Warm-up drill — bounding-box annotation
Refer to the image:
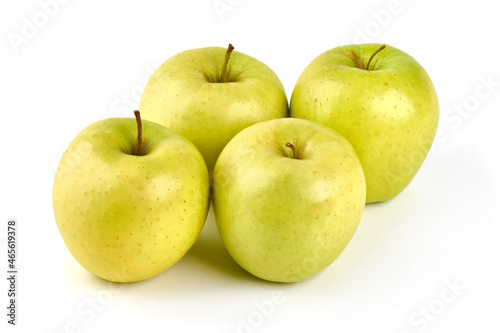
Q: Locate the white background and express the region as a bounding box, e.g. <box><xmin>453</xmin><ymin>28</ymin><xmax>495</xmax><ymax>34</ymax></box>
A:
<box><xmin>1</xmin><ymin>0</ymin><xmax>499</xmax><ymax>332</ymax></box>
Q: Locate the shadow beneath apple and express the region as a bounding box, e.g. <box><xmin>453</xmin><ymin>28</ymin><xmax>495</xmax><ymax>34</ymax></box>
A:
<box><xmin>185</xmin><ymin>204</ymin><xmax>259</xmax><ymax>283</ymax></box>
<box><xmin>60</xmin><ymin>204</ymin><xmax>271</xmax><ymax>297</ymax></box>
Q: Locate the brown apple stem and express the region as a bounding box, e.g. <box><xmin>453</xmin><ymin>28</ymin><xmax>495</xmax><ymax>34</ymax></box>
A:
<box><xmin>134</xmin><ymin>110</ymin><xmax>142</xmax><ymax>156</ymax></box>
<box><xmin>220</xmin><ymin>43</ymin><xmax>234</xmax><ymax>82</ymax></box>
<box><xmin>285</xmin><ymin>142</ymin><xmax>296</xmax><ymax>159</ymax></box>
<box><xmin>365</xmin><ymin>44</ymin><xmax>386</xmax><ymax>70</ymax></box>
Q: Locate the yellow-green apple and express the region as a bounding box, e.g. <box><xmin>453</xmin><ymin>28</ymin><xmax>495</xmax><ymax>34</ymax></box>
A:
<box><xmin>52</xmin><ymin>111</ymin><xmax>210</xmax><ymax>282</ymax></box>
<box><xmin>290</xmin><ymin>44</ymin><xmax>439</xmax><ymax>203</ymax></box>
<box><xmin>212</xmin><ymin>118</ymin><xmax>366</xmax><ymax>283</ymax></box>
<box><xmin>139</xmin><ymin>44</ymin><xmax>288</xmax><ymax>171</ymax></box>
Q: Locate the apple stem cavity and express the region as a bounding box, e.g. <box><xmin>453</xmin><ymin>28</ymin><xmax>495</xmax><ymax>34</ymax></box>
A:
<box><xmin>134</xmin><ymin>110</ymin><xmax>143</xmax><ymax>156</ymax></box>
<box><xmin>285</xmin><ymin>142</ymin><xmax>296</xmax><ymax>159</ymax></box>
<box><xmin>219</xmin><ymin>43</ymin><xmax>235</xmax><ymax>83</ymax></box>
<box><xmin>365</xmin><ymin>44</ymin><xmax>386</xmax><ymax>70</ymax></box>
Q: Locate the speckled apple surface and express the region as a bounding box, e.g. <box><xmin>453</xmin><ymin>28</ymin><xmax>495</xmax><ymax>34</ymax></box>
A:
<box><xmin>212</xmin><ymin>118</ymin><xmax>366</xmax><ymax>283</ymax></box>
<box><xmin>290</xmin><ymin>44</ymin><xmax>439</xmax><ymax>203</ymax></box>
<box><xmin>52</xmin><ymin>118</ymin><xmax>210</xmax><ymax>282</ymax></box>
<box><xmin>139</xmin><ymin>46</ymin><xmax>288</xmax><ymax>171</ymax></box>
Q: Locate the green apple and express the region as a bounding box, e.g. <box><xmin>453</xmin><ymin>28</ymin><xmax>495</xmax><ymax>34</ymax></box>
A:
<box><xmin>290</xmin><ymin>44</ymin><xmax>439</xmax><ymax>203</ymax></box>
<box><xmin>139</xmin><ymin>44</ymin><xmax>288</xmax><ymax>171</ymax></box>
<box><xmin>52</xmin><ymin>111</ymin><xmax>210</xmax><ymax>282</ymax></box>
<box><xmin>212</xmin><ymin>118</ymin><xmax>366</xmax><ymax>283</ymax></box>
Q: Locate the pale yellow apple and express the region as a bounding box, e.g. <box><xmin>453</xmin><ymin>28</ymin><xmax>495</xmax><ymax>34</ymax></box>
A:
<box><xmin>139</xmin><ymin>45</ymin><xmax>288</xmax><ymax>171</ymax></box>
<box><xmin>212</xmin><ymin>118</ymin><xmax>366</xmax><ymax>282</ymax></box>
<box><xmin>53</xmin><ymin>116</ymin><xmax>210</xmax><ymax>282</ymax></box>
<box><xmin>291</xmin><ymin>44</ymin><xmax>439</xmax><ymax>203</ymax></box>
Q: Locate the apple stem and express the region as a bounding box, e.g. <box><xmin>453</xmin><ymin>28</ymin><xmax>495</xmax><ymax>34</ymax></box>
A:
<box><xmin>285</xmin><ymin>142</ymin><xmax>296</xmax><ymax>159</ymax></box>
<box><xmin>365</xmin><ymin>44</ymin><xmax>386</xmax><ymax>70</ymax></box>
<box><xmin>134</xmin><ymin>110</ymin><xmax>143</xmax><ymax>156</ymax></box>
<box><xmin>220</xmin><ymin>43</ymin><xmax>234</xmax><ymax>83</ymax></box>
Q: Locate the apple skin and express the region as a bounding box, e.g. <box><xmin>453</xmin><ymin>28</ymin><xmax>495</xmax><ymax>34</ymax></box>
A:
<box><xmin>139</xmin><ymin>46</ymin><xmax>288</xmax><ymax>171</ymax></box>
<box><xmin>52</xmin><ymin>117</ymin><xmax>210</xmax><ymax>282</ymax></box>
<box><xmin>212</xmin><ymin>118</ymin><xmax>366</xmax><ymax>283</ymax></box>
<box><xmin>290</xmin><ymin>44</ymin><xmax>439</xmax><ymax>203</ymax></box>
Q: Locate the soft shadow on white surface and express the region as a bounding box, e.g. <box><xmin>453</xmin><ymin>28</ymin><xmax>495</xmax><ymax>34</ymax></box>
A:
<box><xmin>53</xmin><ymin>138</ymin><xmax>497</xmax><ymax>333</ymax></box>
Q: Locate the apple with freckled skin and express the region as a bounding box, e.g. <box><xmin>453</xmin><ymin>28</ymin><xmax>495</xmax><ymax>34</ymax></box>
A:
<box><xmin>139</xmin><ymin>44</ymin><xmax>289</xmax><ymax>171</ymax></box>
<box><xmin>212</xmin><ymin>118</ymin><xmax>366</xmax><ymax>283</ymax></box>
<box><xmin>52</xmin><ymin>111</ymin><xmax>210</xmax><ymax>282</ymax></box>
<box><xmin>290</xmin><ymin>43</ymin><xmax>439</xmax><ymax>203</ymax></box>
